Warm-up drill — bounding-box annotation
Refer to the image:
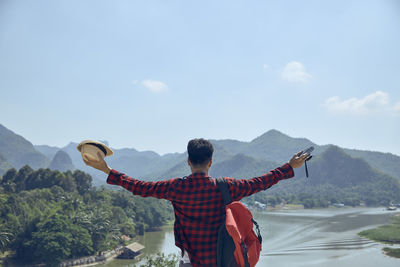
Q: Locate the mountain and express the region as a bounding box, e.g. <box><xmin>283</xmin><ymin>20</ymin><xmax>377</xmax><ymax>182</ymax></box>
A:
<box><xmin>1</xmin><ymin>123</ymin><xmax>399</xmax><ymax>205</ymax></box>
<box><xmin>0</xmin><ymin>124</ymin><xmax>49</xmax><ymax>169</ymax></box>
<box><xmin>212</xmin><ymin>129</ymin><xmax>318</xmax><ymax>163</ymax></box>
<box><xmin>210</xmin><ymin>154</ymin><xmax>278</xmax><ymax>178</ymax></box>
<box><xmin>212</xmin><ymin>129</ymin><xmax>400</xmax><ymax>181</ymax></box>
<box><xmin>343</xmin><ymin>148</ymin><xmax>400</xmax><ymax>180</ymax></box>
<box><xmin>155</xmin><ymin>150</ymin><xmax>277</xmax><ymax>181</ymax></box>
<box><xmin>148</xmin><ymin>143</ymin><xmax>237</xmax><ymax>179</ymax></box>
<box><xmin>35</xmin><ymin>144</ymin><xmax>60</xmax><ymax>160</ymax></box>
<box><xmin>243</xmin><ymin>130</ymin><xmax>318</xmax><ymax>162</ymax></box>
<box><xmin>266</xmin><ymin>146</ymin><xmax>400</xmax><ymax>204</ymax></box>
<box><xmin>31</xmin><ymin>128</ymin><xmax>400</xmax><ymax>187</ymax></box>
<box><xmin>49</xmin><ymin>150</ymin><xmax>75</xmax><ymax>172</ymax></box>
<box><xmin>209</xmin><ymin>139</ymin><xmax>248</xmax><ymax>155</ymax></box>
<box><xmin>107</xmin><ymin>148</ymin><xmax>163</xmax><ymax>178</ymax></box>
<box><xmin>61</xmin><ymin>142</ymin><xmax>85</xmax><ymax>168</ymax></box>
<box><xmin>0</xmin><ymin>151</ymin><xmax>12</xmax><ymax>176</ymax></box>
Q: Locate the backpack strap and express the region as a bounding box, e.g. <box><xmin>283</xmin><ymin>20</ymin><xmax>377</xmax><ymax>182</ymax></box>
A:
<box><xmin>252</xmin><ymin>218</ymin><xmax>263</xmax><ymax>245</ymax></box>
<box><xmin>216</xmin><ymin>178</ymin><xmax>233</xmax><ymax>206</ymax></box>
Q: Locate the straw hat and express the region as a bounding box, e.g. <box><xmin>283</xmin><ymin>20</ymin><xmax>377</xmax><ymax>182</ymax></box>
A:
<box><xmin>77</xmin><ymin>140</ymin><xmax>114</xmax><ymax>161</ymax></box>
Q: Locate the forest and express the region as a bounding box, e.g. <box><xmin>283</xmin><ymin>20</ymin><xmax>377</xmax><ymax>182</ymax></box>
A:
<box><xmin>0</xmin><ymin>166</ymin><xmax>173</xmax><ymax>266</ymax></box>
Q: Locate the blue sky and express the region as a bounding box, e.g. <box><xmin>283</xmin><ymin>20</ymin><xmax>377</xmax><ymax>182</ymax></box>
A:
<box><xmin>1</xmin><ymin>0</ymin><xmax>399</xmax><ymax>156</ymax></box>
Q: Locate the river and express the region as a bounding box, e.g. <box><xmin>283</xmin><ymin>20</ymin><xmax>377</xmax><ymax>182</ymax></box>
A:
<box><xmin>98</xmin><ymin>207</ymin><xmax>399</xmax><ymax>267</ymax></box>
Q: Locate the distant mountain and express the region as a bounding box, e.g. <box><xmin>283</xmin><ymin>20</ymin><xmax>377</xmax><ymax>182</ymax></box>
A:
<box><xmin>61</xmin><ymin>142</ymin><xmax>84</xmax><ymax>168</ymax></box>
<box><xmin>49</xmin><ymin>150</ymin><xmax>75</xmax><ymax>172</ymax></box>
<box><xmin>212</xmin><ymin>129</ymin><xmax>400</xmax><ymax>181</ymax></box>
<box><xmin>209</xmin><ymin>139</ymin><xmax>248</xmax><ymax>155</ymax></box>
<box><xmin>243</xmin><ymin>130</ymin><xmax>317</xmax><ymax>162</ymax></box>
<box><xmin>35</xmin><ymin>144</ymin><xmax>60</xmax><ymax>160</ymax></box>
<box><xmin>30</xmin><ymin>128</ymin><xmax>400</xmax><ymax>187</ymax></box>
<box><xmin>0</xmin><ymin>124</ymin><xmax>49</xmax><ymax>169</ymax></box>
<box><xmin>210</xmin><ymin>153</ymin><xmax>278</xmax><ymax>178</ymax></box>
<box><xmin>2</xmin><ymin>123</ymin><xmax>399</xmax><ymax>204</ymax></box>
<box><xmin>148</xmin><ymin>143</ymin><xmax>237</xmax><ymax>179</ymax></box>
<box><xmin>107</xmin><ymin>148</ymin><xmax>163</xmax><ymax>178</ymax></box>
<box><xmin>212</xmin><ymin>129</ymin><xmax>318</xmax><ymax>163</ymax></box>
<box><xmin>0</xmin><ymin>151</ymin><xmax>12</xmax><ymax>176</ymax></box>
<box><xmin>343</xmin><ymin>148</ymin><xmax>400</xmax><ymax>180</ymax></box>
<box><xmin>266</xmin><ymin>146</ymin><xmax>400</xmax><ymax>204</ymax></box>
<box><xmin>155</xmin><ymin>160</ymin><xmax>191</xmax><ymax>179</ymax></box>
<box><xmin>155</xmin><ymin>151</ymin><xmax>278</xmax><ymax>180</ymax></box>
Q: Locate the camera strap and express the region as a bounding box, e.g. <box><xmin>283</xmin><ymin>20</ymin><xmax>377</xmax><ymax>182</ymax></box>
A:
<box><xmin>305</xmin><ymin>160</ymin><xmax>309</xmax><ymax>177</ymax></box>
<box><xmin>304</xmin><ymin>156</ymin><xmax>312</xmax><ymax>178</ymax></box>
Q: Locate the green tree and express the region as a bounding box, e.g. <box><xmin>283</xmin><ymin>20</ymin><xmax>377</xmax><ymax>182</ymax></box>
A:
<box><xmin>59</xmin><ymin>171</ymin><xmax>76</xmax><ymax>192</ymax></box>
<box><xmin>19</xmin><ymin>214</ymin><xmax>93</xmax><ymax>266</ymax></box>
<box><xmin>137</xmin><ymin>253</ymin><xmax>179</xmax><ymax>267</ymax></box>
<box><xmin>1</xmin><ymin>166</ymin><xmax>174</xmax><ymax>264</ymax></box>
<box><xmin>73</xmin><ymin>170</ymin><xmax>92</xmax><ymax>195</ymax></box>
<box><xmin>1</xmin><ymin>168</ymin><xmax>17</xmax><ymax>184</ymax></box>
<box><xmin>302</xmin><ymin>199</ymin><xmax>315</xmax><ymax>209</ymax></box>
<box><xmin>0</xmin><ymin>225</ymin><xmax>13</xmax><ymax>253</ymax></box>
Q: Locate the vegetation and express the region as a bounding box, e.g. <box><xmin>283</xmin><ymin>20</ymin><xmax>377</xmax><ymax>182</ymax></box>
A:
<box><xmin>0</xmin><ymin>151</ymin><xmax>12</xmax><ymax>177</ymax></box>
<box><xmin>0</xmin><ymin>166</ymin><xmax>173</xmax><ymax>266</ymax></box>
<box><xmin>359</xmin><ymin>215</ymin><xmax>400</xmax><ymax>258</ymax></box>
<box><xmin>344</xmin><ymin>148</ymin><xmax>400</xmax><ymax>181</ymax></box>
<box><xmin>382</xmin><ymin>247</ymin><xmax>400</xmax><ymax>258</ymax></box>
<box><xmin>135</xmin><ymin>253</ymin><xmax>179</xmax><ymax>267</ymax></box>
<box><xmin>257</xmin><ymin>146</ymin><xmax>400</xmax><ymax>208</ymax></box>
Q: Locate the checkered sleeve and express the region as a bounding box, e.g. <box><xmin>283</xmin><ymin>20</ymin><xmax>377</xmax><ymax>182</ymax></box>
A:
<box><xmin>226</xmin><ymin>163</ymin><xmax>294</xmax><ymax>201</ymax></box>
<box><xmin>106</xmin><ymin>169</ymin><xmax>174</xmax><ymax>199</ymax></box>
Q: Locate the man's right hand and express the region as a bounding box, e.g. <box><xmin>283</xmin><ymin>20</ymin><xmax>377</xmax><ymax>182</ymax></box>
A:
<box><xmin>289</xmin><ymin>151</ymin><xmax>310</xmax><ymax>168</ymax></box>
<box><xmin>83</xmin><ymin>152</ymin><xmax>112</xmax><ymax>175</ymax></box>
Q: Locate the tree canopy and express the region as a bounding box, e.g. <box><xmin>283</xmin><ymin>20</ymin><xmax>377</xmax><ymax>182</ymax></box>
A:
<box><xmin>0</xmin><ymin>166</ymin><xmax>173</xmax><ymax>266</ymax></box>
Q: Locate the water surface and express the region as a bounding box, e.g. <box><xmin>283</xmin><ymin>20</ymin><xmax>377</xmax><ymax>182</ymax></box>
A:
<box><xmin>99</xmin><ymin>207</ymin><xmax>400</xmax><ymax>266</ymax></box>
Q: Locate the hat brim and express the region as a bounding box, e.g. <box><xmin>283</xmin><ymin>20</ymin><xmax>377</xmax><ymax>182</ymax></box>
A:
<box><xmin>77</xmin><ymin>140</ymin><xmax>114</xmax><ymax>157</ymax></box>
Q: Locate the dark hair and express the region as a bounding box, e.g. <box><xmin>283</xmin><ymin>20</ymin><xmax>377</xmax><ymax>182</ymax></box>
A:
<box><xmin>187</xmin><ymin>138</ymin><xmax>214</xmax><ymax>166</ymax></box>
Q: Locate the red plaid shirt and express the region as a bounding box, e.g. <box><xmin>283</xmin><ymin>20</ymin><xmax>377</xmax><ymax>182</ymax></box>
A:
<box><xmin>107</xmin><ymin>163</ymin><xmax>294</xmax><ymax>266</ymax></box>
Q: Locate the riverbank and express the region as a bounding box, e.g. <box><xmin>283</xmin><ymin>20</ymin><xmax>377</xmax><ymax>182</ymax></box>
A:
<box><xmin>94</xmin><ymin>207</ymin><xmax>400</xmax><ymax>267</ymax></box>
<box><xmin>359</xmin><ymin>214</ymin><xmax>400</xmax><ymax>258</ymax></box>
<box><xmin>265</xmin><ymin>203</ymin><xmax>304</xmax><ymax>210</ymax></box>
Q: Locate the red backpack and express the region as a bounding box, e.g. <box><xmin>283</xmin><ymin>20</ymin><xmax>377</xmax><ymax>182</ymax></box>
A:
<box><xmin>216</xmin><ymin>178</ymin><xmax>262</xmax><ymax>267</ymax></box>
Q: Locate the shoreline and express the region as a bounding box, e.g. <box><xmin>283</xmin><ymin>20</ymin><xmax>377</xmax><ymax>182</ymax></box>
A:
<box><xmin>258</xmin><ymin>204</ymin><xmax>399</xmax><ymax>212</ymax></box>
<box><xmin>358</xmin><ymin>214</ymin><xmax>400</xmax><ymax>259</ymax></box>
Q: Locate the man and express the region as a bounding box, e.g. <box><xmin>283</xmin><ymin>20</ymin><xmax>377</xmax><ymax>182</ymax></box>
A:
<box><xmin>83</xmin><ymin>138</ymin><xmax>308</xmax><ymax>267</ymax></box>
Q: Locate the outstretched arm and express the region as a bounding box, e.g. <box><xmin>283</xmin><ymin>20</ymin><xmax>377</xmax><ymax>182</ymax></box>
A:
<box><xmin>83</xmin><ymin>152</ymin><xmax>173</xmax><ymax>199</ymax></box>
<box><xmin>227</xmin><ymin>151</ymin><xmax>309</xmax><ymax>201</ymax></box>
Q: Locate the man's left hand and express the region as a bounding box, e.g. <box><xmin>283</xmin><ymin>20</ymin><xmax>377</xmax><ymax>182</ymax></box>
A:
<box><xmin>288</xmin><ymin>151</ymin><xmax>310</xmax><ymax>169</ymax></box>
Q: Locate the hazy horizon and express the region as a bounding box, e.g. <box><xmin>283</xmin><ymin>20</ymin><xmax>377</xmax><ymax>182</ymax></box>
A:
<box><xmin>26</xmin><ymin>127</ymin><xmax>398</xmax><ymax>157</ymax></box>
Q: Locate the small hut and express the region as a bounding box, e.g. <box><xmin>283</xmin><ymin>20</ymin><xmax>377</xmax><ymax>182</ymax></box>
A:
<box><xmin>117</xmin><ymin>242</ymin><xmax>145</xmax><ymax>259</ymax></box>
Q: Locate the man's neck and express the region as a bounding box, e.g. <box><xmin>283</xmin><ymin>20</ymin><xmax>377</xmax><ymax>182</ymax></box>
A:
<box><xmin>191</xmin><ymin>168</ymin><xmax>209</xmax><ymax>175</ymax></box>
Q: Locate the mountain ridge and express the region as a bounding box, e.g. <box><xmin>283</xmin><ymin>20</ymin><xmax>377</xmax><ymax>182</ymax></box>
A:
<box><xmin>0</xmin><ymin>124</ymin><xmax>49</xmax><ymax>169</ymax></box>
<box><xmin>1</xmin><ymin>124</ymin><xmax>399</xmax><ymax>188</ymax></box>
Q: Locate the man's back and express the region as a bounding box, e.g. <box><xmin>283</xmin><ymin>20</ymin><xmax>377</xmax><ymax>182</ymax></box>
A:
<box><xmin>171</xmin><ymin>173</ymin><xmax>226</xmax><ymax>266</ymax></box>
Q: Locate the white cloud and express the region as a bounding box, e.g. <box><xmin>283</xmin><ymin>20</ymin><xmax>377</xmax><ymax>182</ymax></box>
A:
<box><xmin>324</xmin><ymin>91</ymin><xmax>390</xmax><ymax>114</ymax></box>
<box><xmin>281</xmin><ymin>61</ymin><xmax>312</xmax><ymax>83</ymax></box>
<box><xmin>141</xmin><ymin>80</ymin><xmax>169</xmax><ymax>93</ymax></box>
<box><xmin>263</xmin><ymin>64</ymin><xmax>270</xmax><ymax>71</ymax></box>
